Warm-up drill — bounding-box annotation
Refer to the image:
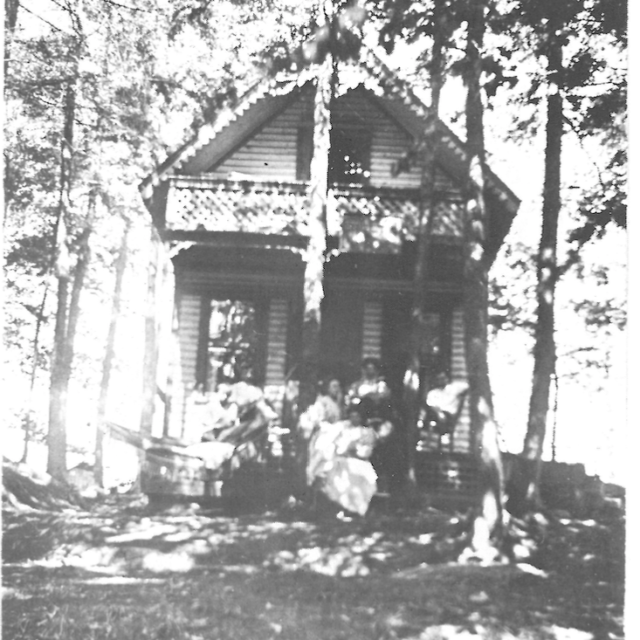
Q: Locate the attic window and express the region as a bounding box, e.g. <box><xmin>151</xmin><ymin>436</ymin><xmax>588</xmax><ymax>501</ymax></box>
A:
<box><xmin>329</xmin><ymin>127</ymin><xmax>371</xmax><ymax>185</ymax></box>
<box><xmin>296</xmin><ymin>126</ymin><xmax>372</xmax><ymax>184</ymax></box>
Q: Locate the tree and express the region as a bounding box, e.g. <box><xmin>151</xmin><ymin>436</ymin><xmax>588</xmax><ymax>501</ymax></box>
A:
<box><xmin>458</xmin><ymin>0</ymin><xmax>506</xmax><ymax>558</ymax></box>
<box><xmin>95</xmin><ymin>221</ymin><xmax>130</xmax><ymax>487</ymax></box>
<box><xmin>380</xmin><ymin>0</ymin><xmax>451</xmax><ymax>491</ymax></box>
<box><xmin>48</xmin><ymin>76</ymin><xmax>78</xmax><ymax>479</ymax></box>
<box><xmin>516</xmin><ymin>3</ymin><xmax>565</xmax><ymax>511</ymax></box>
<box><xmin>375</xmin><ymin>0</ymin><xmax>506</xmax><ymax>554</ymax></box>
<box><xmin>299</xmin><ymin>3</ymin><xmax>335</xmax><ymax>414</ymax></box>
<box><xmin>5</xmin><ymin>0</ymin><xmax>300</xmax><ymax>474</ymax></box>
<box><xmin>497</xmin><ymin>0</ymin><xmax>626</xmax><ymax>513</ymax></box>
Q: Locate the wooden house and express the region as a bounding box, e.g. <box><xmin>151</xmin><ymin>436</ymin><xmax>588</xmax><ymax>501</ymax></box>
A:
<box><xmin>139</xmin><ymin>48</ymin><xmax>519</xmax><ymax>493</ymax></box>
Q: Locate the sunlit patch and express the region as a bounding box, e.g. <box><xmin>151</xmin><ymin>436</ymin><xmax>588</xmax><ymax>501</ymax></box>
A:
<box><xmin>408</xmin><ymin>533</ymin><xmax>435</xmax><ymax>544</ymax></box>
<box><xmin>80</xmin><ymin>576</ymin><xmax>165</xmax><ymax>586</ymax></box>
<box><xmin>516</xmin><ymin>563</ymin><xmax>548</xmax><ymax>578</ymax></box>
<box><xmin>141</xmin><ymin>549</ymin><xmax>195</xmax><ymax>573</ymax></box>
<box><xmin>543</xmin><ymin>625</ymin><xmax>594</xmax><ymax>639</ymax></box>
<box><xmin>2</xmin><ymin>587</ymin><xmax>30</xmax><ymax>600</ymax></box>
<box><xmin>266</xmin><ymin>543</ymin><xmax>371</xmax><ymax>577</ymax></box>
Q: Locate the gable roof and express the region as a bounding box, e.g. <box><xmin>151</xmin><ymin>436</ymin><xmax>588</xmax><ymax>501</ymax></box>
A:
<box><xmin>140</xmin><ymin>47</ymin><xmax>520</xmax><ymax>261</ymax></box>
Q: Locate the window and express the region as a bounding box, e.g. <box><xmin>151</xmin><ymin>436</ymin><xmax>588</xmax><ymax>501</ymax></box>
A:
<box><xmin>296</xmin><ymin>126</ymin><xmax>372</xmax><ymax>184</ymax></box>
<box><xmin>196</xmin><ymin>295</ymin><xmax>290</xmax><ymax>392</ymax></box>
<box><xmin>329</xmin><ymin>127</ymin><xmax>371</xmax><ymax>184</ymax></box>
<box><xmin>296</xmin><ymin>126</ymin><xmax>313</xmax><ymax>181</ymax></box>
<box><xmin>205</xmin><ymin>299</ymin><xmax>259</xmax><ymax>390</ymax></box>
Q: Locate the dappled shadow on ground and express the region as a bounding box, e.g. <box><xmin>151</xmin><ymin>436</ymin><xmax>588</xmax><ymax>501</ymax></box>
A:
<box><xmin>2</xmin><ymin>493</ymin><xmax>625</xmax><ymax>640</ymax></box>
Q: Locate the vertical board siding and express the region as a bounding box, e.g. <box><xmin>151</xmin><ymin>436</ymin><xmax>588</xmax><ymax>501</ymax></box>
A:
<box><xmin>362</xmin><ymin>299</ymin><xmax>383</xmax><ymax>361</ymax></box>
<box><xmin>451</xmin><ymin>308</ymin><xmax>470</xmax><ymax>452</ymax></box>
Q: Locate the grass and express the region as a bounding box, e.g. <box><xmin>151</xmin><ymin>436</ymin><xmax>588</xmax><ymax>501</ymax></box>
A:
<box><xmin>2</xmin><ymin>496</ymin><xmax>625</xmax><ymax>640</ymax></box>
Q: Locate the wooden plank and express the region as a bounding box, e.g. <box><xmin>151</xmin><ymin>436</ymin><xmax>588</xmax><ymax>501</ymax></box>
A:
<box><xmin>362</xmin><ymin>299</ymin><xmax>383</xmax><ymax>361</ymax></box>
<box><xmin>450</xmin><ymin>307</ymin><xmax>470</xmax><ymax>452</ymax></box>
<box><xmin>163</xmin><ymin>230</ymin><xmax>308</xmax><ymax>250</ymax></box>
<box><xmin>177</xmin><ymin>294</ymin><xmax>201</xmax><ymax>390</ymax></box>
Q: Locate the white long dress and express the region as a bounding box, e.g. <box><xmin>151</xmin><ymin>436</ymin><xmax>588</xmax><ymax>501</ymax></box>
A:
<box><xmin>307</xmin><ymin>421</ymin><xmax>378</xmax><ymax>516</ymax></box>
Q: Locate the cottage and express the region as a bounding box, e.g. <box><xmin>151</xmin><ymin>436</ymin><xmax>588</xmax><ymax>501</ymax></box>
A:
<box><xmin>138</xmin><ymin>48</ymin><xmax>519</xmax><ymax>497</ymax></box>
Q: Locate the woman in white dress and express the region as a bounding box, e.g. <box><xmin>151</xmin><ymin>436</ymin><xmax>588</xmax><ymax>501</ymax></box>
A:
<box><xmin>307</xmin><ymin>403</ymin><xmax>379</xmax><ymax>517</ymax></box>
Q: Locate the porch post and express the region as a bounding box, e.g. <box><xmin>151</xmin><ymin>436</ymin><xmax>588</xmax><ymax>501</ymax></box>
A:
<box><xmin>157</xmin><ymin>244</ymin><xmax>176</xmax><ymax>437</ymax></box>
<box><xmin>140</xmin><ymin>228</ymin><xmax>162</xmax><ymax>437</ymax></box>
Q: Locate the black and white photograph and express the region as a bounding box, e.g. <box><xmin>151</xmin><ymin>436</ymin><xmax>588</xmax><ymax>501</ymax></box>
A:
<box><xmin>2</xmin><ymin>0</ymin><xmax>629</xmax><ymax>638</ymax></box>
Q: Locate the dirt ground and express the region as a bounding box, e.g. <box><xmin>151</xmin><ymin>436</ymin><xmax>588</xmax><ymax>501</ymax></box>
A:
<box><xmin>2</xmin><ymin>481</ymin><xmax>625</xmax><ymax>640</ymax></box>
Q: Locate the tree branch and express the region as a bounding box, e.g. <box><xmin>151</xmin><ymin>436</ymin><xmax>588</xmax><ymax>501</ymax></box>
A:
<box><xmin>18</xmin><ymin>3</ymin><xmax>72</xmax><ymax>35</ymax></box>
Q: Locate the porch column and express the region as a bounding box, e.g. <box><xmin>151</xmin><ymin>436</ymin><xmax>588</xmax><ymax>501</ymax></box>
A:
<box><xmin>140</xmin><ymin>228</ymin><xmax>173</xmax><ymax>437</ymax></box>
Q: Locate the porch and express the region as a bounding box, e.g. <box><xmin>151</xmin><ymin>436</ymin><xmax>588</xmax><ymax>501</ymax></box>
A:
<box><xmin>154</xmin><ymin>177</ymin><xmax>472</xmax><ymax>456</ymax></box>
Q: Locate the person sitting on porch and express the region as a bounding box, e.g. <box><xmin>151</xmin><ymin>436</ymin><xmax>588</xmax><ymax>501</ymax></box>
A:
<box><xmin>423</xmin><ymin>372</ymin><xmax>469</xmax><ymax>438</ymax></box>
<box><xmin>307</xmin><ymin>403</ymin><xmax>379</xmax><ymax>517</ymax></box>
<box><xmin>316</xmin><ymin>377</ymin><xmax>345</xmax><ymax>424</ymax></box>
<box><xmin>347</xmin><ymin>358</ymin><xmax>398</xmax><ymax>492</ymax></box>
<box><xmin>298</xmin><ymin>377</ymin><xmax>345</xmax><ymax>440</ymax></box>
<box><xmin>347</xmin><ymin>358</ymin><xmax>391</xmax><ymax>408</ymax></box>
<box><xmin>207</xmin><ymin>381</ymin><xmax>277</xmax><ymax>445</ymax></box>
<box><xmin>183</xmin><ymin>383</ymin><xmax>236</xmax><ymax>445</ymax></box>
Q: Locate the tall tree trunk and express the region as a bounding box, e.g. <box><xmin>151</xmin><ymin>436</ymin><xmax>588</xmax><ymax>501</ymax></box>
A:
<box><xmin>48</xmin><ymin>191</ymin><xmax>93</xmax><ymax>479</ymax></box>
<box><xmin>22</xmin><ymin>285</ymin><xmax>49</xmax><ymax>463</ymax></box>
<box><xmin>296</xmin><ymin>3</ymin><xmax>335</xmax><ymax>499</ymax></box>
<box><xmin>47</xmin><ymin>80</ymin><xmax>76</xmax><ymax>480</ymax></box>
<box><xmin>461</xmin><ymin>0</ymin><xmax>505</xmax><ymax>559</ymax></box>
<box><xmin>95</xmin><ymin>223</ymin><xmax>130</xmax><ymax>487</ymax></box>
<box><xmin>4</xmin><ymin>0</ymin><xmax>20</xmax><ymax>75</ymax></box>
<box><xmin>63</xmin><ymin>222</ymin><xmax>93</xmax><ymax>366</ymax></box>
<box><xmin>516</xmin><ymin>14</ymin><xmax>563</xmax><ymax>510</ymax></box>
<box><xmin>402</xmin><ymin>0</ymin><xmax>446</xmax><ymax>490</ymax></box>
<box><xmin>299</xmin><ymin>51</ymin><xmax>333</xmax><ymax>413</ymax></box>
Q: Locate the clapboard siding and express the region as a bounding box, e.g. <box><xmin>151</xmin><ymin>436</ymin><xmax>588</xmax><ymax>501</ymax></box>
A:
<box><xmin>208</xmin><ymin>87</ymin><xmax>460</xmax><ymax>192</ymax></box>
<box><xmin>178</xmin><ymin>294</ymin><xmax>201</xmax><ymax>388</ymax></box>
<box><xmin>172</xmin><ymin>293</ymin><xmax>201</xmax><ymax>432</ymax></box>
<box><xmin>265</xmin><ymin>298</ymin><xmax>289</xmax><ymax>386</ymax></box>
<box><xmin>362</xmin><ymin>299</ymin><xmax>383</xmax><ymax>360</ymax></box>
<box><xmin>208</xmin><ymin>90</ymin><xmax>313</xmax><ymax>181</ymax></box>
<box><xmin>450</xmin><ymin>308</ymin><xmax>470</xmax><ymax>452</ymax></box>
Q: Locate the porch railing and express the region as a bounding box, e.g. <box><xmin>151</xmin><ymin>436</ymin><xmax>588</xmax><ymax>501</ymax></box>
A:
<box><xmin>164</xmin><ymin>176</ymin><xmax>464</xmax><ymax>249</ymax></box>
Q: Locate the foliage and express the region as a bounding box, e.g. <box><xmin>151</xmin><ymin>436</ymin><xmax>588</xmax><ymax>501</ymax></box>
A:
<box><xmin>1</xmin><ymin>0</ymin><xmax>321</xmax><ymax>465</ymax></box>
<box><xmin>3</xmin><ymin>0</ymin><xmax>626</xmax><ymax>483</ymax></box>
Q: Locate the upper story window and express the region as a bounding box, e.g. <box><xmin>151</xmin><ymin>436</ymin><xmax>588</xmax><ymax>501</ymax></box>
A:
<box><xmin>296</xmin><ymin>125</ymin><xmax>372</xmax><ymax>185</ymax></box>
<box><xmin>329</xmin><ymin>127</ymin><xmax>371</xmax><ymax>185</ymax></box>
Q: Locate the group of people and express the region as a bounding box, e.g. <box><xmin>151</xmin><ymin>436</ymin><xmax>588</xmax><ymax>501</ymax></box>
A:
<box><xmin>181</xmin><ymin>359</ymin><xmax>469</xmax><ymax>517</ymax></box>
<box><xmin>301</xmin><ymin>358</ymin><xmax>401</xmax><ymax>517</ymax></box>
<box><xmin>301</xmin><ymin>359</ymin><xmax>470</xmax><ymax>518</ymax></box>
